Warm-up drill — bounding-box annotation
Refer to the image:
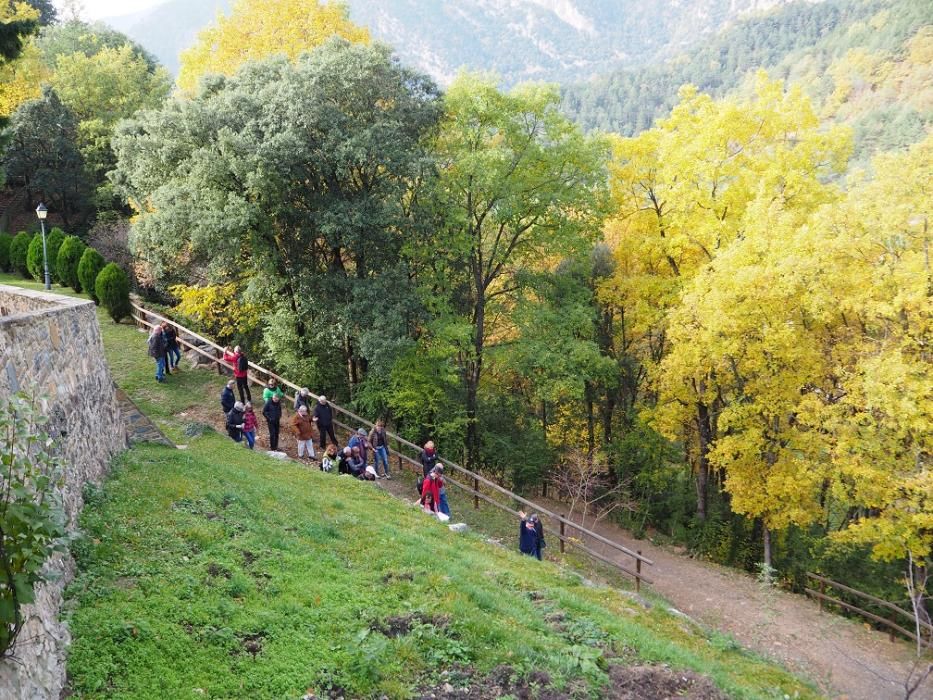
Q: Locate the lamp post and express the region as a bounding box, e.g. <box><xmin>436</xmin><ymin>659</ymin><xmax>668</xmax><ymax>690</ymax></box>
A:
<box><xmin>35</xmin><ymin>203</ymin><xmax>49</xmax><ymax>290</ymax></box>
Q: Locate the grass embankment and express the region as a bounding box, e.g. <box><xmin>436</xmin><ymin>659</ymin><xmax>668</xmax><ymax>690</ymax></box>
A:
<box><xmin>0</xmin><ymin>273</ymin><xmax>820</xmax><ymax>698</ymax></box>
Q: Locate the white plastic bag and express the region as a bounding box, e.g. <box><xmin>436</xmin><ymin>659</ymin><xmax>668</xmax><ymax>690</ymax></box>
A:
<box><xmin>436</xmin><ymin>512</ymin><xmax>450</xmax><ymax>523</ymax></box>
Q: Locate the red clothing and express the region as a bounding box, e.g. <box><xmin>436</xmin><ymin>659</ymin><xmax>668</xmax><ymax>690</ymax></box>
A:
<box><xmin>420</xmin><ymin>475</ymin><xmax>440</xmax><ymax>511</ymax></box>
<box><xmin>243</xmin><ymin>410</ymin><xmax>258</xmax><ymax>432</ymax></box>
<box><xmin>224</xmin><ymin>350</ymin><xmax>247</xmax><ymax>378</ymax></box>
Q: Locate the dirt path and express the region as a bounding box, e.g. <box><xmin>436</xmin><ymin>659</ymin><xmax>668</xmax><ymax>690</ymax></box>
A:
<box><xmin>529</xmin><ymin>497</ymin><xmax>930</xmax><ymax>700</ymax></box>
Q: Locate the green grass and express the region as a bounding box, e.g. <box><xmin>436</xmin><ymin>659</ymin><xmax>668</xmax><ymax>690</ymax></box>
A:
<box><xmin>0</xmin><ymin>273</ymin><xmax>822</xmax><ymax>698</ymax></box>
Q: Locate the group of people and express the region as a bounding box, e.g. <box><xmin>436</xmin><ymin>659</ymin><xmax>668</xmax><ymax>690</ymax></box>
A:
<box><xmin>148</xmin><ymin>336</ymin><xmax>551</xmax><ymax>560</ymax></box>
<box><xmin>147</xmin><ymin>322</ymin><xmax>182</xmax><ymax>382</ymax></box>
<box><xmin>220</xmin><ymin>373</ymin><xmax>394</xmax><ymax>480</ymax></box>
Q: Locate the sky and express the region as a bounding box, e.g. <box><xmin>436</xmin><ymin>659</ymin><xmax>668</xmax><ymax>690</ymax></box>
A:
<box><xmin>62</xmin><ymin>0</ymin><xmax>166</xmax><ymax>21</ymax></box>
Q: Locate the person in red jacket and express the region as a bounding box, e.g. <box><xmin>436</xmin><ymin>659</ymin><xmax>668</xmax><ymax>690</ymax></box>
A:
<box><xmin>420</xmin><ymin>470</ymin><xmax>441</xmax><ymax>514</ymax></box>
<box><xmin>223</xmin><ymin>345</ymin><xmax>252</xmax><ymax>403</ymax></box>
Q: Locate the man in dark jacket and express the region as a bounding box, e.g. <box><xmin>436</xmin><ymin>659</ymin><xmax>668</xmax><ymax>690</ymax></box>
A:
<box><xmin>147</xmin><ymin>326</ymin><xmax>166</xmax><ymax>382</ymax></box>
<box><xmin>220</xmin><ymin>380</ymin><xmax>236</xmax><ymax>417</ymax></box>
<box><xmin>262</xmin><ymin>394</ymin><xmax>282</xmax><ymax>451</ymax></box>
<box><xmin>312</xmin><ymin>395</ymin><xmax>338</xmax><ymax>448</ymax></box>
<box><xmin>293</xmin><ymin>388</ymin><xmax>312</xmax><ymax>413</ymax></box>
<box><xmin>420</xmin><ymin>440</ymin><xmax>439</xmax><ymax>478</ymax></box>
<box><xmin>518</xmin><ymin>511</ymin><xmax>540</xmax><ymax>559</ymax></box>
<box><xmin>226</xmin><ymin>402</ymin><xmax>246</xmax><ymax>443</ymax></box>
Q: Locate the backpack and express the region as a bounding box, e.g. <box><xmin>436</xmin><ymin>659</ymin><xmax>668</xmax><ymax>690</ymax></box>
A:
<box><xmin>236</xmin><ymin>353</ymin><xmax>248</xmax><ymax>373</ymax></box>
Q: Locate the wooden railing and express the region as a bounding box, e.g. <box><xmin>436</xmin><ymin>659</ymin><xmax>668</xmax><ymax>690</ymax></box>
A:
<box><xmin>805</xmin><ymin>572</ymin><xmax>932</xmax><ymax>648</ymax></box>
<box><xmin>130</xmin><ymin>300</ymin><xmax>653</xmax><ymax>588</ymax></box>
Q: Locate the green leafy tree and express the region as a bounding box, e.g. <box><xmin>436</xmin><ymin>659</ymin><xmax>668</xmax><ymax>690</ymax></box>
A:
<box><xmin>0</xmin><ymin>393</ymin><xmax>67</xmax><ymax>659</ymax></box>
<box><xmin>55</xmin><ymin>235</ymin><xmax>86</xmax><ymax>291</ymax></box>
<box><xmin>3</xmin><ymin>88</ymin><xmax>91</xmax><ymax>228</ymax></box>
<box><xmin>0</xmin><ymin>232</ymin><xmax>11</xmax><ymax>271</ymax></box>
<box><xmin>427</xmin><ymin>74</ymin><xmax>608</xmax><ymax>470</ymax></box>
<box><xmin>77</xmin><ymin>246</ymin><xmax>105</xmax><ymax>303</ymax></box>
<box><xmin>37</xmin><ymin>20</ymin><xmax>158</xmax><ymax>69</ymax></box>
<box><xmin>112</xmin><ymin>39</ymin><xmax>440</xmax><ymax>392</ymax></box>
<box><xmin>9</xmin><ymin>231</ymin><xmax>31</xmax><ymax>277</ymax></box>
<box><xmin>95</xmin><ymin>262</ymin><xmax>131</xmax><ymax>322</ymax></box>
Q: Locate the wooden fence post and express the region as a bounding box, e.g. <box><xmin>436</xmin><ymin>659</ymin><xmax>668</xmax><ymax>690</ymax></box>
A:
<box><xmin>542</xmin><ymin>480</ymin><xmax>547</xmax><ymax>498</ymax></box>
<box><xmin>215</xmin><ymin>347</ymin><xmax>223</xmax><ymax>375</ymax></box>
<box><xmin>396</xmin><ymin>438</ymin><xmax>403</xmax><ymax>473</ymax></box>
<box><xmin>473</xmin><ymin>477</ymin><xmax>479</xmax><ymax>509</ymax></box>
<box><xmin>559</xmin><ymin>516</ymin><xmax>565</xmax><ymax>554</ymax></box>
<box><xmin>819</xmin><ymin>579</ymin><xmax>825</xmax><ymax>613</ymax></box>
<box><xmin>636</xmin><ymin>550</ymin><xmax>642</xmax><ymax>593</ymax></box>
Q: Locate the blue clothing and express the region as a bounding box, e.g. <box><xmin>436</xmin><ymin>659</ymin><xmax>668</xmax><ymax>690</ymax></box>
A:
<box><xmin>519</xmin><ymin>521</ymin><xmax>539</xmax><ymax>557</ymax></box>
<box><xmin>438</xmin><ymin>491</ymin><xmax>450</xmax><ymax>516</ymax></box>
<box><xmin>373</xmin><ymin>445</ymin><xmax>390</xmax><ymax>475</ymax></box>
<box><xmin>155</xmin><ymin>356</ymin><xmax>165</xmax><ymax>381</ymax></box>
<box><xmin>244</xmin><ymin>430</ymin><xmax>255</xmax><ymax>449</ymax></box>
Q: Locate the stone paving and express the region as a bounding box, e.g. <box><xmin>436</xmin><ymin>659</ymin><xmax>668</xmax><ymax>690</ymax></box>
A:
<box><xmin>115</xmin><ymin>387</ymin><xmax>173</xmax><ymax>446</ymax></box>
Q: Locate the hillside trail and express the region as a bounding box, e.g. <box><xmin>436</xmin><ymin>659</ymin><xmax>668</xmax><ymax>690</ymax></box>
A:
<box><xmin>171</xmin><ymin>395</ymin><xmax>928</xmax><ymax>699</ymax></box>
<box><xmin>525</xmin><ymin>496</ymin><xmax>930</xmax><ymax>700</ymax></box>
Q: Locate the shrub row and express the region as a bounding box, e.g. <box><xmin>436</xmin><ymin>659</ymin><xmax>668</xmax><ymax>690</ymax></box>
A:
<box><xmin>0</xmin><ymin>230</ymin><xmax>131</xmax><ymax>323</ymax></box>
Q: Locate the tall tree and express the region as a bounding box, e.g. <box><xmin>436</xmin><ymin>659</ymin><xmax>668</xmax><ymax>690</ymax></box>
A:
<box><xmin>3</xmin><ymin>87</ymin><xmax>91</xmax><ymax>227</ymax></box>
<box><xmin>112</xmin><ymin>40</ymin><xmax>440</xmax><ymax>392</ymax></box>
<box><xmin>177</xmin><ymin>0</ymin><xmax>369</xmax><ymax>93</ymax></box>
<box><xmin>429</xmin><ymin>74</ymin><xmax>608</xmax><ymax>471</ymax></box>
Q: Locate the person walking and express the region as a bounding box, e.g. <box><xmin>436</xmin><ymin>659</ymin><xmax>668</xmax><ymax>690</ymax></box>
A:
<box><xmin>220</xmin><ymin>380</ymin><xmax>236</xmax><ymax>417</ymax></box>
<box><xmin>147</xmin><ymin>324</ymin><xmax>167</xmax><ymax>383</ymax></box>
<box><xmin>223</xmin><ymin>345</ymin><xmax>252</xmax><ymax>403</ymax></box>
<box><xmin>226</xmin><ymin>402</ymin><xmax>246</xmax><ymax>443</ymax></box>
<box><xmin>369</xmin><ymin>419</ymin><xmax>391</xmax><ymax>479</ymax></box>
<box><xmin>242</xmin><ymin>401</ymin><xmax>258</xmax><ymax>449</ymax></box>
<box><xmin>262</xmin><ymin>394</ymin><xmax>282</xmax><ymax>451</ymax></box>
<box><xmin>312</xmin><ymin>395</ymin><xmax>338</xmax><ymax>448</ymax></box>
<box><xmin>162</xmin><ymin>322</ymin><xmax>181</xmax><ymax>373</ymax></box>
<box><xmin>293</xmin><ymin>387</ymin><xmax>312</xmax><ymax>413</ymax></box>
<box><xmin>420</xmin><ymin>440</ymin><xmax>439</xmax><ymax>478</ymax></box>
<box><xmin>433</xmin><ymin>465</ymin><xmax>451</xmax><ymax>517</ymax></box>
<box><xmin>263</xmin><ymin>377</ymin><xmax>284</xmax><ymax>403</ymax></box>
<box><xmin>531</xmin><ymin>514</ymin><xmax>545</xmax><ymax>561</ymax></box>
<box><xmin>290</xmin><ymin>405</ymin><xmax>317</xmax><ymax>461</ymax></box>
<box><xmin>518</xmin><ymin>511</ymin><xmax>541</xmax><ymax>559</ymax></box>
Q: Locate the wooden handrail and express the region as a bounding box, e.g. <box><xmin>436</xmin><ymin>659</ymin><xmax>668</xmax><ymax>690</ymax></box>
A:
<box><xmin>131</xmin><ymin>300</ymin><xmax>654</xmax><ymax>581</ymax></box>
<box><xmin>805</xmin><ymin>572</ymin><xmax>932</xmax><ymax>647</ymax></box>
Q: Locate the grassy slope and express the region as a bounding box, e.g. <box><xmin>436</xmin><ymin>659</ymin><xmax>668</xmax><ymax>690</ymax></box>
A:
<box><xmin>0</xmin><ymin>274</ymin><xmax>819</xmax><ymax>699</ymax></box>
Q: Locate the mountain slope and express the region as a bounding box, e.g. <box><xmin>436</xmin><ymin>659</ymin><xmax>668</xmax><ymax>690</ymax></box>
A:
<box><xmin>104</xmin><ymin>0</ymin><xmax>808</xmax><ymax>83</ymax></box>
<box><xmin>560</xmin><ymin>0</ymin><xmax>933</xmax><ymax>162</ymax></box>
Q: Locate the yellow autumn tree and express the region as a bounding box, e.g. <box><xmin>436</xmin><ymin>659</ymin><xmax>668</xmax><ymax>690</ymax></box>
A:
<box><xmin>177</xmin><ymin>0</ymin><xmax>369</xmax><ymax>94</ymax></box>
<box><xmin>0</xmin><ymin>2</ymin><xmax>45</xmax><ymax>116</ymax></box>
<box><xmin>602</xmin><ymin>72</ymin><xmax>851</xmax><ymax>524</ymax></box>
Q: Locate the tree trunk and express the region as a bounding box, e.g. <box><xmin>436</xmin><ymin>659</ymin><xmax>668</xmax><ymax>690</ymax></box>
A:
<box><xmin>584</xmin><ymin>382</ymin><xmax>595</xmax><ymax>457</ymax></box>
<box><xmin>540</xmin><ymin>399</ymin><xmax>548</xmax><ymax>440</ymax></box>
<box><xmin>695</xmin><ymin>400</ymin><xmax>714</xmax><ymax>522</ymax></box>
<box><xmin>465</xmin><ymin>285</ymin><xmax>485</xmax><ymax>472</ymax></box>
<box><xmin>763</xmin><ymin>524</ymin><xmax>772</xmax><ymax>570</ymax></box>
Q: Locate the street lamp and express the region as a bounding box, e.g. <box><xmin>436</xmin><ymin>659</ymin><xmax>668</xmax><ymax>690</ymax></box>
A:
<box><xmin>35</xmin><ymin>203</ymin><xmax>49</xmax><ymax>290</ymax></box>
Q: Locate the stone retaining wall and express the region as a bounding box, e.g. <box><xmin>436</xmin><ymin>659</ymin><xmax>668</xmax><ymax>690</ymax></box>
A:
<box><xmin>0</xmin><ymin>285</ymin><xmax>126</xmax><ymax>699</ymax></box>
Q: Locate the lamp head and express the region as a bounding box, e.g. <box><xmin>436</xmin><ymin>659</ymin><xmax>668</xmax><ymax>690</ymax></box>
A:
<box><xmin>35</xmin><ymin>203</ymin><xmax>48</xmax><ymax>221</ymax></box>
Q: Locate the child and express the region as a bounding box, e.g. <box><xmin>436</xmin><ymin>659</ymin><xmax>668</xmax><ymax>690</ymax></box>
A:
<box><xmin>421</xmin><ymin>490</ymin><xmax>438</xmax><ymax>514</ymax></box>
<box><xmin>321</xmin><ymin>444</ymin><xmax>338</xmax><ymax>472</ymax></box>
<box><xmin>242</xmin><ymin>401</ymin><xmax>257</xmax><ymax>449</ymax></box>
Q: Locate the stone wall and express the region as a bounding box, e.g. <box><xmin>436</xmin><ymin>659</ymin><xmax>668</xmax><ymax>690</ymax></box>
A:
<box><xmin>0</xmin><ymin>285</ymin><xmax>126</xmax><ymax>699</ymax></box>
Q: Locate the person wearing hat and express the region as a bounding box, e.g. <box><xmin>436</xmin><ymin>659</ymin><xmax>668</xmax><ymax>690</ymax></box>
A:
<box><xmin>312</xmin><ymin>395</ymin><xmax>338</xmax><ymax>448</ymax></box>
<box><xmin>226</xmin><ymin>401</ymin><xmax>246</xmax><ymax>443</ymax></box>
<box><xmin>290</xmin><ymin>405</ymin><xmax>317</xmax><ymax>461</ymax></box>
<box><xmin>517</xmin><ymin>511</ymin><xmax>541</xmax><ymax>559</ymax></box>
<box><xmin>348</xmin><ymin>427</ymin><xmax>370</xmax><ymax>468</ymax></box>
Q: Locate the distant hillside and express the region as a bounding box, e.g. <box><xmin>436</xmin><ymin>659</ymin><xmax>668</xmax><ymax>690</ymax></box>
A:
<box><xmin>561</xmin><ymin>0</ymin><xmax>933</xmax><ymax>163</ymax></box>
<box><xmin>104</xmin><ymin>0</ymin><xmax>808</xmax><ymax>83</ymax></box>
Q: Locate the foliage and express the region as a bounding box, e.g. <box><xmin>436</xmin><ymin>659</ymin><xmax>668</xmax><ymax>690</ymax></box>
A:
<box><xmin>0</xmin><ymin>392</ymin><xmax>67</xmax><ymax>659</ymax></box>
<box><xmin>95</xmin><ymin>262</ymin><xmax>131</xmax><ymax>322</ymax></box>
<box><xmin>8</xmin><ymin>231</ymin><xmax>30</xmax><ymax>277</ymax></box>
<box><xmin>168</xmin><ymin>283</ymin><xmax>260</xmax><ymax>346</ymax></box>
<box><xmin>26</xmin><ymin>226</ymin><xmax>64</xmax><ymax>282</ymax></box>
<box><xmin>0</xmin><ymin>0</ymin><xmax>41</xmax><ymax>118</ymax></box>
<box><xmin>77</xmin><ymin>246</ymin><xmax>105</xmax><ymax>304</ymax></box>
<box><xmin>0</xmin><ymin>232</ymin><xmax>11</xmax><ymax>272</ymax></box>
<box><xmin>2</xmin><ymin>87</ymin><xmax>92</xmax><ymax>228</ymax></box>
<box><xmin>36</xmin><ymin>19</ymin><xmax>158</xmax><ymax>69</ymax></box>
<box><xmin>55</xmin><ymin>234</ymin><xmax>86</xmax><ymax>292</ymax></box>
<box><xmin>0</xmin><ymin>39</ymin><xmax>47</xmax><ymax>117</ymax></box>
<box><xmin>176</xmin><ymin>0</ymin><xmax>369</xmax><ymax>93</ymax></box>
<box><xmin>113</xmin><ymin>40</ymin><xmax>440</xmax><ymax>397</ymax></box>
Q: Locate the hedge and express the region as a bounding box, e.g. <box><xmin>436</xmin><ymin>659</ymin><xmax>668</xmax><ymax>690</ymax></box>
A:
<box><xmin>0</xmin><ymin>233</ymin><xmax>11</xmax><ymax>272</ymax></box>
<box><xmin>26</xmin><ymin>228</ymin><xmax>66</xmax><ymax>283</ymax></box>
<box><xmin>56</xmin><ymin>236</ymin><xmax>86</xmax><ymax>292</ymax></box>
<box><xmin>95</xmin><ymin>263</ymin><xmax>131</xmax><ymax>323</ymax></box>
<box><xmin>78</xmin><ymin>247</ymin><xmax>106</xmax><ymax>304</ymax></box>
<box><xmin>9</xmin><ymin>232</ymin><xmax>32</xmax><ymax>278</ymax></box>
